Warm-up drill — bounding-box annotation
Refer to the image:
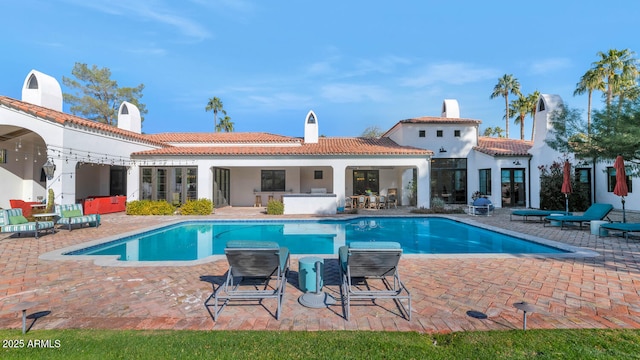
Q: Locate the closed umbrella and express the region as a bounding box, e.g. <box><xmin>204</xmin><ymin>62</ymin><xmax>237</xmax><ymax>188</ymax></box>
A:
<box><xmin>561</xmin><ymin>160</ymin><xmax>572</xmax><ymax>213</ymax></box>
<box><xmin>613</xmin><ymin>155</ymin><xmax>629</xmax><ymax>223</ymax></box>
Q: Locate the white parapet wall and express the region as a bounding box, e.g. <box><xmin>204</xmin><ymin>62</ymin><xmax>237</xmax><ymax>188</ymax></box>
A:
<box><xmin>282</xmin><ymin>194</ymin><xmax>337</xmax><ymax>215</ymax></box>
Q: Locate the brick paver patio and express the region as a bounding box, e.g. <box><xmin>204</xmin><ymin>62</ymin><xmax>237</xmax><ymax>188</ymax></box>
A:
<box><xmin>1</xmin><ymin>206</ymin><xmax>639</xmax><ymax>333</ymax></box>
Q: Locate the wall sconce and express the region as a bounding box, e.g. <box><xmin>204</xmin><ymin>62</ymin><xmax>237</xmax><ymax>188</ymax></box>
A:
<box><xmin>578</xmin><ymin>160</ymin><xmax>589</xmax><ymax>166</ymax></box>
<box><xmin>42</xmin><ymin>159</ymin><xmax>56</xmax><ymax>180</ymax></box>
<box><xmin>513</xmin><ymin>160</ymin><xmax>521</xmax><ymax>166</ymax></box>
<box><xmin>439</xmin><ymin>146</ymin><xmax>447</xmax><ymax>153</ymax></box>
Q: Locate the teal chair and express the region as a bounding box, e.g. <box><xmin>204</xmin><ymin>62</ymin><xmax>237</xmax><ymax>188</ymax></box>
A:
<box><xmin>544</xmin><ymin>203</ymin><xmax>613</xmax><ymax>229</ymax></box>
<box><xmin>54</xmin><ymin>204</ymin><xmax>100</xmax><ymax>231</ymax></box>
<box><xmin>339</xmin><ymin>241</ymin><xmax>411</xmax><ymax>321</ymax></box>
<box><xmin>0</xmin><ymin>208</ymin><xmax>54</xmax><ymax>239</ymax></box>
<box><xmin>206</xmin><ymin>240</ymin><xmax>290</xmax><ymax>321</ymax></box>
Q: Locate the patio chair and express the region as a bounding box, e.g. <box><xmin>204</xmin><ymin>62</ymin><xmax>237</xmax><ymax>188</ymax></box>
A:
<box><xmin>339</xmin><ymin>241</ymin><xmax>411</xmax><ymax>321</ymax></box>
<box><xmin>357</xmin><ymin>195</ymin><xmax>367</xmax><ymax>208</ymax></box>
<box><xmin>510</xmin><ymin>209</ymin><xmax>571</xmax><ymax>222</ymax></box>
<box><xmin>368</xmin><ymin>194</ymin><xmax>378</xmax><ymax>209</ymax></box>
<box><xmin>599</xmin><ymin>222</ymin><xmax>640</xmax><ymax>240</ymax></box>
<box><xmin>544</xmin><ymin>203</ymin><xmax>613</xmax><ymax>230</ymax></box>
<box><xmin>205</xmin><ymin>240</ymin><xmax>290</xmax><ymax>321</ymax></box>
<box><xmin>54</xmin><ymin>204</ymin><xmax>100</xmax><ymax>231</ymax></box>
<box><xmin>0</xmin><ymin>208</ymin><xmax>54</xmax><ymax>239</ymax></box>
<box><xmin>378</xmin><ymin>195</ymin><xmax>386</xmax><ymax>209</ymax></box>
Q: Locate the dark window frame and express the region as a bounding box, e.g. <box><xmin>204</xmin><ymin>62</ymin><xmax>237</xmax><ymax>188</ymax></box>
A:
<box><xmin>607</xmin><ymin>167</ymin><xmax>633</xmax><ymax>193</ymax></box>
<box><xmin>261</xmin><ymin>170</ymin><xmax>286</xmax><ymax>192</ymax></box>
<box><xmin>418</xmin><ymin>130</ymin><xmax>426</xmax><ymax>138</ymax></box>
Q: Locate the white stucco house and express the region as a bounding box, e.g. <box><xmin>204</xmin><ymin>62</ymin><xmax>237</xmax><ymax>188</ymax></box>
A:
<box><xmin>0</xmin><ymin>70</ymin><xmax>636</xmax><ymax>214</ymax></box>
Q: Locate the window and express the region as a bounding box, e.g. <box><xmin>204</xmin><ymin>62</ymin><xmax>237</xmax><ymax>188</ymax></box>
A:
<box><xmin>479</xmin><ymin>169</ymin><xmax>491</xmax><ymax>195</ymax></box>
<box><xmin>419</xmin><ymin>130</ymin><xmax>426</xmax><ymax>137</ymax></box>
<box><xmin>307</xmin><ymin>114</ymin><xmax>316</xmax><ymax>124</ymax></box>
<box><xmin>607</xmin><ymin>167</ymin><xmax>633</xmax><ymax>193</ymax></box>
<box><xmin>538</xmin><ymin>98</ymin><xmax>545</xmax><ymax>111</ymax></box>
<box><xmin>353</xmin><ymin>170</ymin><xmax>379</xmax><ymax>195</ymax></box>
<box><xmin>314</xmin><ymin>170</ymin><xmax>323</xmax><ymax>179</ymax></box>
<box><xmin>454</xmin><ymin>130</ymin><xmax>461</xmax><ymax>137</ymax></box>
<box><xmin>436</xmin><ymin>130</ymin><xmax>443</xmax><ymax>137</ymax></box>
<box><xmin>430</xmin><ymin>158</ymin><xmax>467</xmax><ymax>204</ymax></box>
<box><xmin>262</xmin><ymin>170</ymin><xmax>286</xmax><ymax>191</ymax></box>
<box><xmin>139</xmin><ymin>166</ymin><xmax>197</xmax><ymax>203</ymax></box>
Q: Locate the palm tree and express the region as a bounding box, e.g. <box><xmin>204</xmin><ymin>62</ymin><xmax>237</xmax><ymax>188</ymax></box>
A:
<box><xmin>205</xmin><ymin>97</ymin><xmax>226</xmax><ymax>132</ymax></box>
<box><xmin>490</xmin><ymin>74</ymin><xmax>521</xmax><ymax>139</ymax></box>
<box><xmin>509</xmin><ymin>95</ymin><xmax>529</xmax><ymax>140</ymax></box>
<box><xmin>216</xmin><ymin>115</ymin><xmax>234</xmax><ymax>132</ymax></box>
<box><xmin>574</xmin><ymin>69</ymin><xmax>605</xmax><ymax>135</ymax></box>
<box><xmin>592</xmin><ymin>49</ymin><xmax>639</xmax><ymax>106</ymax></box>
<box><xmin>526</xmin><ymin>90</ymin><xmax>540</xmax><ymax>141</ymax></box>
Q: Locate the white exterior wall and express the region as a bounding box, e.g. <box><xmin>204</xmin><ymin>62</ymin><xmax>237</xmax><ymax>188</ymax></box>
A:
<box><xmin>528</xmin><ymin>94</ymin><xmax>570</xmax><ymax>209</ymax></box>
<box><xmin>387</xmin><ymin>123</ymin><xmax>477</xmax><ymax>159</ymax></box>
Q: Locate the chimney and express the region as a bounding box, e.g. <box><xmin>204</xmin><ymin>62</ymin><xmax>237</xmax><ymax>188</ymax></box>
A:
<box><xmin>117</xmin><ymin>101</ymin><xmax>142</xmax><ymax>134</ymax></box>
<box><xmin>304</xmin><ymin>110</ymin><xmax>318</xmax><ymax>143</ymax></box>
<box><xmin>21</xmin><ymin>70</ymin><xmax>63</xmax><ymax>111</ymax></box>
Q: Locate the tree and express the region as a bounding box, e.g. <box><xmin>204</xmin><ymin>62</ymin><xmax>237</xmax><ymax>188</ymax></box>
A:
<box><xmin>62</xmin><ymin>63</ymin><xmax>147</xmax><ymax>126</ymax></box>
<box><xmin>509</xmin><ymin>95</ymin><xmax>529</xmax><ymax>140</ymax></box>
<box><xmin>574</xmin><ymin>68</ymin><xmax>605</xmax><ymax>135</ymax></box>
<box><xmin>526</xmin><ymin>90</ymin><xmax>540</xmax><ymax>141</ymax></box>
<box><xmin>205</xmin><ymin>97</ymin><xmax>226</xmax><ymax>132</ymax></box>
<box><xmin>216</xmin><ymin>115</ymin><xmax>234</xmax><ymax>132</ymax></box>
<box><xmin>481</xmin><ymin>127</ymin><xmax>504</xmax><ymax>138</ymax></box>
<box><xmin>490</xmin><ymin>74</ymin><xmax>521</xmax><ymax>139</ymax></box>
<box><xmin>361</xmin><ymin>126</ymin><xmax>384</xmax><ymax>138</ymax></box>
<box><xmin>592</xmin><ymin>48</ymin><xmax>639</xmax><ymax>106</ymax></box>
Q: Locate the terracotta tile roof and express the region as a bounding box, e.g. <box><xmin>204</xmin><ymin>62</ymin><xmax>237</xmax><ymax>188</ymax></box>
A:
<box><xmin>398</xmin><ymin>116</ymin><xmax>482</xmax><ymax>125</ymax></box>
<box><xmin>0</xmin><ymin>96</ymin><xmax>167</xmax><ymax>147</ymax></box>
<box><xmin>475</xmin><ymin>136</ymin><xmax>532</xmax><ymax>156</ymax></box>
<box><xmin>145</xmin><ymin>132</ymin><xmax>301</xmax><ymax>144</ymax></box>
<box><xmin>132</xmin><ymin>137</ymin><xmax>433</xmax><ymax>157</ymax></box>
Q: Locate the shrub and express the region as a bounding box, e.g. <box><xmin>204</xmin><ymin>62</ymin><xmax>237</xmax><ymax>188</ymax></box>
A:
<box><xmin>539</xmin><ymin>161</ymin><xmax>590</xmax><ymax>211</ymax></box>
<box><xmin>179</xmin><ymin>198</ymin><xmax>214</xmax><ymax>215</ymax></box>
<box><xmin>266</xmin><ymin>199</ymin><xmax>284</xmax><ymax>215</ymax></box>
<box><xmin>430</xmin><ymin>197</ymin><xmax>446</xmax><ymax>210</ymax></box>
<box><xmin>126</xmin><ymin>200</ymin><xmax>175</xmax><ymax>215</ymax></box>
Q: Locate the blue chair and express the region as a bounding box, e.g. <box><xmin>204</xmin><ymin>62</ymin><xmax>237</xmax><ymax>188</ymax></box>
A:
<box><xmin>0</xmin><ymin>208</ymin><xmax>54</xmax><ymax>239</ymax></box>
<box><xmin>544</xmin><ymin>203</ymin><xmax>613</xmax><ymax>229</ymax></box>
<box><xmin>206</xmin><ymin>240</ymin><xmax>290</xmax><ymax>321</ymax></box>
<box><xmin>599</xmin><ymin>223</ymin><xmax>640</xmax><ymax>240</ymax></box>
<box><xmin>510</xmin><ymin>209</ymin><xmax>571</xmax><ymax>222</ymax></box>
<box><xmin>54</xmin><ymin>204</ymin><xmax>100</xmax><ymax>231</ymax></box>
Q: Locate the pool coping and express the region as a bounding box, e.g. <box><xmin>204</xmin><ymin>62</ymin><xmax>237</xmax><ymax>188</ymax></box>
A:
<box><xmin>39</xmin><ymin>214</ymin><xmax>600</xmax><ymax>267</ymax></box>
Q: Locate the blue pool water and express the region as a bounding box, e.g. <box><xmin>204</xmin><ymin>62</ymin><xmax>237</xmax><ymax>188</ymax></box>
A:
<box><xmin>66</xmin><ymin>217</ymin><xmax>567</xmax><ymax>261</ymax></box>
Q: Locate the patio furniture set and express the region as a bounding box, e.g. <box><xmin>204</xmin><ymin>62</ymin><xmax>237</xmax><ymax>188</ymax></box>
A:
<box><xmin>205</xmin><ymin>240</ymin><xmax>411</xmax><ymax>322</ymax></box>
<box><xmin>510</xmin><ymin>203</ymin><xmax>640</xmax><ymax>239</ymax></box>
<box><xmin>0</xmin><ymin>203</ymin><xmax>100</xmax><ymax>239</ymax></box>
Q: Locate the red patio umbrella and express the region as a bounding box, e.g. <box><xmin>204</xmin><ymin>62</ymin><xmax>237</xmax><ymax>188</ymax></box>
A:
<box><xmin>613</xmin><ymin>155</ymin><xmax>628</xmax><ymax>222</ymax></box>
<box><xmin>561</xmin><ymin>160</ymin><xmax>572</xmax><ymax>213</ymax></box>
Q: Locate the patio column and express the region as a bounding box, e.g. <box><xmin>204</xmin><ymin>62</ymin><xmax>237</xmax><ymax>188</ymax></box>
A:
<box><xmin>332</xmin><ymin>164</ymin><xmax>347</xmax><ymax>209</ymax></box>
<box><xmin>416</xmin><ymin>160</ymin><xmax>430</xmax><ymax>208</ymax></box>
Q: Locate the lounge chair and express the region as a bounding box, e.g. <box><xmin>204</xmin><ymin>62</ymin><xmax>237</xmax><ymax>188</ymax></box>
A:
<box><xmin>54</xmin><ymin>204</ymin><xmax>100</xmax><ymax>231</ymax></box>
<box><xmin>599</xmin><ymin>223</ymin><xmax>640</xmax><ymax>240</ymax></box>
<box><xmin>510</xmin><ymin>209</ymin><xmax>571</xmax><ymax>222</ymax></box>
<box><xmin>544</xmin><ymin>203</ymin><xmax>613</xmax><ymax>229</ymax></box>
<box><xmin>205</xmin><ymin>240</ymin><xmax>290</xmax><ymax>321</ymax></box>
<box><xmin>0</xmin><ymin>208</ymin><xmax>55</xmax><ymax>239</ymax></box>
<box><xmin>339</xmin><ymin>241</ymin><xmax>411</xmax><ymax>321</ymax></box>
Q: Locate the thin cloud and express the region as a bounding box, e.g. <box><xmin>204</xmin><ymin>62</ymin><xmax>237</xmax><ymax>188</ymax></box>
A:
<box><xmin>320</xmin><ymin>83</ymin><xmax>388</xmax><ymax>103</ymax></box>
<box><xmin>401</xmin><ymin>62</ymin><xmax>500</xmax><ymax>87</ymax></box>
<box><xmin>528</xmin><ymin>58</ymin><xmax>572</xmax><ymax>74</ymax></box>
<box><xmin>64</xmin><ymin>0</ymin><xmax>211</xmax><ymax>41</ymax></box>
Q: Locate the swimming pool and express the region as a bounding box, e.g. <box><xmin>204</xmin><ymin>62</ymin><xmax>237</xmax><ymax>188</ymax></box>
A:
<box><xmin>63</xmin><ymin>217</ymin><xmax>572</xmax><ymax>262</ymax></box>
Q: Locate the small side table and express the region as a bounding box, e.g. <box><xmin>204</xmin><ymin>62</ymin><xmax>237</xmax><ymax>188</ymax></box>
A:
<box><xmin>298</xmin><ymin>256</ymin><xmax>336</xmax><ymax>308</ymax></box>
<box><xmin>33</xmin><ymin>213</ymin><xmax>58</xmax><ymax>234</ymax></box>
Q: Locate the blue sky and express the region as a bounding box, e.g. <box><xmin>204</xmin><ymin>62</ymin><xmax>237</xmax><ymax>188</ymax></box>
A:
<box><xmin>2</xmin><ymin>0</ymin><xmax>639</xmax><ymax>139</ymax></box>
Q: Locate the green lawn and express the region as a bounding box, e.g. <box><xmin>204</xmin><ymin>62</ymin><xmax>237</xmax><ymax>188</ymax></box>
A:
<box><xmin>1</xmin><ymin>329</ymin><xmax>639</xmax><ymax>359</ymax></box>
